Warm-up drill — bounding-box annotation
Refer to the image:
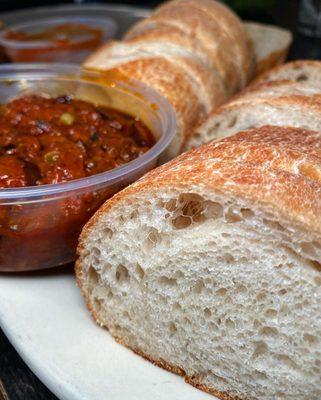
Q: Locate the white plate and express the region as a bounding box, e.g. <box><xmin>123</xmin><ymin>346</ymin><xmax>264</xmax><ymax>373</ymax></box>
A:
<box><xmin>0</xmin><ymin>268</ymin><xmax>215</xmax><ymax>400</ymax></box>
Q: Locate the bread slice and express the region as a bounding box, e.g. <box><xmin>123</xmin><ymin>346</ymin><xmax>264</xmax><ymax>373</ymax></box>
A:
<box><xmin>85</xmin><ymin>40</ymin><xmax>227</xmax><ymax>158</ymax></box>
<box><xmin>77</xmin><ymin>125</ymin><xmax>321</xmax><ymax>400</ymax></box>
<box><xmin>245</xmin><ymin>22</ymin><xmax>292</xmax><ymax>76</ymax></box>
<box><xmin>156</xmin><ymin>0</ymin><xmax>255</xmax><ymax>88</ymax></box>
<box><xmin>254</xmin><ymin>59</ymin><xmax>321</xmax><ymax>85</ymax></box>
<box><xmin>125</xmin><ymin>8</ymin><xmax>244</xmax><ymax>94</ymax></box>
<box><xmin>186</xmin><ymin>82</ymin><xmax>321</xmax><ymax>150</ymax></box>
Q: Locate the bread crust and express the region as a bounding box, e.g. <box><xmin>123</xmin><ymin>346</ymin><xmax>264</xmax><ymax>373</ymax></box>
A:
<box><xmin>254</xmin><ymin>59</ymin><xmax>321</xmax><ymax>84</ymax></box>
<box><xmin>254</xmin><ymin>48</ymin><xmax>289</xmax><ymax>77</ymax></box>
<box><xmin>125</xmin><ymin>6</ymin><xmax>243</xmax><ymax>94</ymax></box>
<box><xmin>108</xmin><ymin>57</ymin><xmax>202</xmax><ymax>157</ymax></box>
<box><xmin>157</xmin><ymin>0</ymin><xmax>255</xmax><ymax>86</ymax></box>
<box><xmin>244</xmin><ymin>22</ymin><xmax>292</xmax><ymax>77</ymax></box>
<box><xmin>78</xmin><ymin>125</ymin><xmax>321</xmax><ymax>261</ymax></box>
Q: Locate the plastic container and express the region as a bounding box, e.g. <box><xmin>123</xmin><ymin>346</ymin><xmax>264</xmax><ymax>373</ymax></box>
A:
<box><xmin>0</xmin><ymin>64</ymin><xmax>176</xmax><ymax>272</ymax></box>
<box><xmin>0</xmin><ymin>16</ymin><xmax>117</xmax><ymax>63</ymax></box>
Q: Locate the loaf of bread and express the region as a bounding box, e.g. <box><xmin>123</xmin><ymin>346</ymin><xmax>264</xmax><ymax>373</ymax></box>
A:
<box><xmin>77</xmin><ymin>125</ymin><xmax>321</xmax><ymax>400</ymax></box>
<box><xmin>84</xmin><ymin>0</ymin><xmax>291</xmax><ymax>158</ymax></box>
<box><xmin>187</xmin><ymin>61</ymin><xmax>321</xmax><ymax>151</ymax></box>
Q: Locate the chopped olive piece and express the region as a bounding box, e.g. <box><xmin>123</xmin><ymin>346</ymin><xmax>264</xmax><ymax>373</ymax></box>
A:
<box><xmin>44</xmin><ymin>151</ymin><xmax>60</xmax><ymax>163</ymax></box>
<box><xmin>60</xmin><ymin>112</ymin><xmax>75</xmax><ymax>126</ymax></box>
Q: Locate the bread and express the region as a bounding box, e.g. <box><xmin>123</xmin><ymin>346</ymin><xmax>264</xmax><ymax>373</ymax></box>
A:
<box><xmin>244</xmin><ymin>22</ymin><xmax>292</xmax><ymax>76</ymax></box>
<box><xmin>84</xmin><ymin>0</ymin><xmax>257</xmax><ymax>158</ymax></box>
<box><xmin>254</xmin><ymin>59</ymin><xmax>321</xmax><ymax>85</ymax></box>
<box><xmin>186</xmin><ymin>80</ymin><xmax>321</xmax><ymax>150</ymax></box>
<box><xmin>77</xmin><ymin>125</ymin><xmax>321</xmax><ymax>400</ymax></box>
<box><xmin>125</xmin><ymin>0</ymin><xmax>255</xmax><ymax>93</ymax></box>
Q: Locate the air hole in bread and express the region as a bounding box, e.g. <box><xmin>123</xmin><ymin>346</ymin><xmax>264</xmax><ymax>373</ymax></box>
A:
<box><xmin>146</xmin><ymin>228</ymin><xmax>160</xmax><ymax>247</ymax></box>
<box><xmin>252</xmin><ymin>341</ymin><xmax>268</xmax><ymax>359</ymax></box>
<box><xmin>92</xmin><ymin>246</ymin><xmax>101</xmax><ymax>258</ymax></box>
<box><xmin>303</xmin><ymin>333</ymin><xmax>319</xmax><ymax>345</ymax></box>
<box><xmin>224</xmin><ymin>253</ymin><xmax>235</xmax><ymax>264</ymax></box>
<box><xmin>172</xmin><ymin>215</ymin><xmax>192</xmax><ymax>229</ymax></box>
<box><xmin>296</xmin><ymin>73</ymin><xmax>308</xmax><ymax>82</ymax></box>
<box><xmin>164</xmin><ymin>198</ymin><xmax>177</xmax><ymax>212</ymax></box>
<box><xmin>265</xmin><ymin>308</ymin><xmax>277</xmax><ymax>319</ymax></box>
<box><xmin>225</xmin><ymin>318</ymin><xmax>235</xmax><ymax>329</ymax></box>
<box><xmin>135</xmin><ymin>263</ymin><xmax>145</xmax><ymax>280</ymax></box>
<box><xmin>275</xmin><ymin>354</ymin><xmax>299</xmax><ymax>370</ymax></box>
<box><xmin>216</xmin><ymin>287</ymin><xmax>227</xmax><ymax>296</ymax></box>
<box><xmin>257</xmin><ymin>292</ymin><xmax>267</xmax><ymax>302</ymax></box>
<box><xmin>103</xmin><ymin>228</ymin><xmax>113</xmax><ymax>239</ymax></box>
<box><xmin>175</xmin><ymin>270</ymin><xmax>184</xmax><ymax>279</ymax></box>
<box><xmin>235</xmin><ymin>284</ymin><xmax>247</xmax><ymax>294</ymax></box>
<box><xmin>205</xmin><ymin>201</ymin><xmax>223</xmax><ymax>219</ymax></box>
<box><xmin>93</xmin><ymin>297</ymin><xmax>103</xmax><ymax>313</ymax></box>
<box><xmin>169</xmin><ymin>321</ymin><xmax>177</xmax><ymax>336</ymax></box>
<box><xmin>300</xmin><ymin>242</ymin><xmax>317</xmax><ymax>258</ymax></box>
<box><xmin>253</xmin><ymin>370</ymin><xmax>268</xmax><ymax>382</ymax></box>
<box><xmin>88</xmin><ymin>266</ymin><xmax>99</xmax><ymax>286</ymax></box>
<box><xmin>129</xmin><ymin>210</ymin><xmax>139</xmax><ymax>219</ymax></box>
<box><xmin>158</xmin><ymin>275</ymin><xmax>177</xmax><ymax>287</ymax></box>
<box><xmin>263</xmin><ymin>219</ymin><xmax>285</xmax><ymax>231</ymax></box>
<box><xmin>227</xmin><ymin>116</ymin><xmax>238</xmax><ymax>128</ymax></box>
<box><xmin>240</xmin><ymin>208</ymin><xmax>254</xmax><ymax>219</ymax></box>
<box><xmin>204</xmin><ymin>307</ymin><xmax>212</xmax><ymax>318</ymax></box>
<box><xmin>225</xmin><ymin>207</ymin><xmax>242</xmax><ymax>223</ymax></box>
<box><xmin>193</xmin><ymin>280</ymin><xmax>205</xmax><ymax>294</ymax></box>
<box><xmin>260</xmin><ymin>326</ymin><xmax>279</xmax><ymax>337</ymax></box>
<box><xmin>115</xmin><ymin>264</ymin><xmax>130</xmax><ymax>284</ymax></box>
<box><xmin>170</xmin><ymin>194</ymin><xmax>224</xmax><ymax>229</ymax></box>
<box><xmin>173</xmin><ymin>302</ymin><xmax>181</xmax><ymax>310</ymax></box>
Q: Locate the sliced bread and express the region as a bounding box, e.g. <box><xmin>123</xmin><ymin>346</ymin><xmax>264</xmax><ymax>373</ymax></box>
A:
<box><xmin>254</xmin><ymin>59</ymin><xmax>321</xmax><ymax>85</ymax></box>
<box><xmin>77</xmin><ymin>125</ymin><xmax>321</xmax><ymax>400</ymax></box>
<box><xmin>186</xmin><ymin>81</ymin><xmax>321</xmax><ymax>150</ymax></box>
<box><xmin>245</xmin><ymin>22</ymin><xmax>292</xmax><ymax>76</ymax></box>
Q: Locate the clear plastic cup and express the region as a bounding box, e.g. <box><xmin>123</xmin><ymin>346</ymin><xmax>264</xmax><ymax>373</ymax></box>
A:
<box><xmin>0</xmin><ymin>16</ymin><xmax>117</xmax><ymax>63</ymax></box>
<box><xmin>0</xmin><ymin>64</ymin><xmax>176</xmax><ymax>272</ymax></box>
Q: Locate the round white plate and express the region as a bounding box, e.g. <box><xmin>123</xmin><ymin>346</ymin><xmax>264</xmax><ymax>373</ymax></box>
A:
<box><xmin>0</xmin><ymin>268</ymin><xmax>215</xmax><ymax>400</ymax></box>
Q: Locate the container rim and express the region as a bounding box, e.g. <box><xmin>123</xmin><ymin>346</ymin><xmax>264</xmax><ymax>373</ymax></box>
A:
<box><xmin>0</xmin><ymin>63</ymin><xmax>177</xmax><ymax>200</ymax></box>
<box><xmin>0</xmin><ymin>16</ymin><xmax>118</xmax><ymax>49</ymax></box>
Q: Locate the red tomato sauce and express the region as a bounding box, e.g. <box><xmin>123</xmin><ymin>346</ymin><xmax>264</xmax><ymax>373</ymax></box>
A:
<box><xmin>0</xmin><ymin>95</ymin><xmax>155</xmax><ymax>271</ymax></box>
<box><xmin>0</xmin><ymin>95</ymin><xmax>155</xmax><ymax>188</ymax></box>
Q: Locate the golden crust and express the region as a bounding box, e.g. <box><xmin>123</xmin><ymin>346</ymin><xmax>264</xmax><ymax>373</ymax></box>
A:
<box><xmin>197</xmin><ymin>89</ymin><xmax>321</xmax><ymax>126</ymax></box>
<box><xmin>157</xmin><ymin>0</ymin><xmax>255</xmax><ymax>86</ymax></box>
<box><xmin>108</xmin><ymin>57</ymin><xmax>203</xmax><ymax>157</ymax></box>
<box><xmin>254</xmin><ymin>48</ymin><xmax>289</xmax><ymax>77</ymax></box>
<box><xmin>254</xmin><ymin>59</ymin><xmax>321</xmax><ymax>83</ymax></box>
<box><xmin>126</xmin><ymin>6</ymin><xmax>243</xmax><ymax>94</ymax></box>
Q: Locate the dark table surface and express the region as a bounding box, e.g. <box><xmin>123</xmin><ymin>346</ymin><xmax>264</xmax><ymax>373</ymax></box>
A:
<box><xmin>0</xmin><ymin>1</ymin><xmax>321</xmax><ymax>399</ymax></box>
